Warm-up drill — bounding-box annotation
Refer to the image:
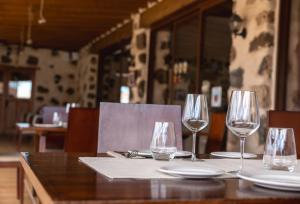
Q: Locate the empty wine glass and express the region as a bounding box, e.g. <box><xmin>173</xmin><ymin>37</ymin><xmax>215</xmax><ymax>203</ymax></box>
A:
<box><xmin>226</xmin><ymin>90</ymin><xmax>260</xmax><ymax>171</ymax></box>
<box><xmin>182</xmin><ymin>94</ymin><xmax>209</xmax><ymax>160</ymax></box>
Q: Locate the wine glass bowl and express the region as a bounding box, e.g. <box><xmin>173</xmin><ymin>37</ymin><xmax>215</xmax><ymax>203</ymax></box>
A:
<box><xmin>226</xmin><ymin>90</ymin><xmax>260</xmax><ymax>171</ymax></box>
<box><xmin>182</xmin><ymin>94</ymin><xmax>209</xmax><ymax>160</ymax></box>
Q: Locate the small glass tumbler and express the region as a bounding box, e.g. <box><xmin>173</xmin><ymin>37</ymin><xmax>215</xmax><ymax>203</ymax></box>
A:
<box><xmin>52</xmin><ymin>112</ymin><xmax>62</xmax><ymax>126</ymax></box>
<box><xmin>263</xmin><ymin>128</ymin><xmax>297</xmax><ymax>172</ymax></box>
<box><xmin>150</xmin><ymin>122</ymin><xmax>177</xmax><ymax>161</ymax></box>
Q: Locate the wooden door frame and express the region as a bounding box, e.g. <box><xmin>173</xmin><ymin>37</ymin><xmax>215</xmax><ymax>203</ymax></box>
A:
<box><xmin>171</xmin><ymin>12</ymin><xmax>201</xmax><ymax>104</ymax></box>
<box><xmin>96</xmin><ymin>38</ymin><xmax>131</xmax><ymax>106</ymax></box>
<box><xmin>147</xmin><ymin>0</ymin><xmax>228</xmax><ymax>104</ymax></box>
<box><xmin>0</xmin><ymin>65</ymin><xmax>38</xmax><ymax>133</ymax></box>
<box><xmin>274</xmin><ymin>0</ymin><xmax>291</xmax><ymax>110</ymax></box>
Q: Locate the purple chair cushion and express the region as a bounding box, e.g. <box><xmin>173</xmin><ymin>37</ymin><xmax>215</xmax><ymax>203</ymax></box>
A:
<box><xmin>40</xmin><ymin>106</ymin><xmax>67</xmax><ymax>124</ymax></box>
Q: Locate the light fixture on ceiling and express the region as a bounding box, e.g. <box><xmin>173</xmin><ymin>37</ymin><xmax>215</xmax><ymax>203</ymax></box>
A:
<box><xmin>26</xmin><ymin>5</ymin><xmax>33</xmax><ymax>45</ymax></box>
<box><xmin>38</xmin><ymin>0</ymin><xmax>47</xmax><ymax>24</ymax></box>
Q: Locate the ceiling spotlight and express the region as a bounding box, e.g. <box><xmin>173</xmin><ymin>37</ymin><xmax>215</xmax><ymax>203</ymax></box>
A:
<box><xmin>38</xmin><ymin>18</ymin><xmax>46</xmax><ymax>24</ymax></box>
<box><xmin>26</xmin><ymin>38</ymin><xmax>32</xmax><ymax>45</ymax></box>
<box><xmin>38</xmin><ymin>0</ymin><xmax>47</xmax><ymax>24</ymax></box>
<box><xmin>27</xmin><ymin>5</ymin><xmax>33</xmax><ymax>45</ymax></box>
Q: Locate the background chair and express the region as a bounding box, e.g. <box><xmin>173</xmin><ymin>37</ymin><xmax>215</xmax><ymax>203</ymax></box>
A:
<box><xmin>39</xmin><ymin>106</ymin><xmax>67</xmax><ymax>123</ymax></box>
<box><xmin>268</xmin><ymin>110</ymin><xmax>300</xmax><ymax>157</ymax></box>
<box><xmin>39</xmin><ymin>106</ymin><xmax>67</xmax><ymax>150</ymax></box>
<box><xmin>98</xmin><ymin>102</ymin><xmax>182</xmax><ymax>153</ymax></box>
<box><xmin>204</xmin><ymin>112</ymin><xmax>227</xmax><ymax>153</ymax></box>
<box><xmin>65</xmin><ymin>108</ymin><xmax>99</xmax><ymax>153</ymax></box>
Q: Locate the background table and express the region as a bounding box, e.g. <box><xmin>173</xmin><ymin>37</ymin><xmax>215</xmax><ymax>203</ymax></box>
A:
<box><xmin>16</xmin><ymin>123</ymin><xmax>67</xmax><ymax>152</ymax></box>
<box><xmin>0</xmin><ymin>153</ymin><xmax>23</xmax><ymax>202</ymax></box>
<box><xmin>20</xmin><ymin>153</ymin><xmax>300</xmax><ymax>204</ymax></box>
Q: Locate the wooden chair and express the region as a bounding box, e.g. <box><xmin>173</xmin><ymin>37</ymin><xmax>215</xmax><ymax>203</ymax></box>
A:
<box><xmin>16</xmin><ymin>106</ymin><xmax>66</xmax><ymax>151</ymax></box>
<box><xmin>98</xmin><ymin>102</ymin><xmax>182</xmax><ymax>153</ymax></box>
<box><xmin>268</xmin><ymin>110</ymin><xmax>300</xmax><ymax>157</ymax></box>
<box><xmin>39</xmin><ymin>106</ymin><xmax>67</xmax><ymax>150</ymax></box>
<box><xmin>204</xmin><ymin>112</ymin><xmax>227</xmax><ymax>153</ymax></box>
<box><xmin>40</xmin><ymin>106</ymin><xmax>67</xmax><ymax>123</ymax></box>
<box><xmin>65</xmin><ymin>108</ymin><xmax>99</xmax><ymax>153</ymax></box>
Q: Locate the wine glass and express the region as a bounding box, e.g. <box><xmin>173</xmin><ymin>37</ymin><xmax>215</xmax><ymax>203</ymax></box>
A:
<box><xmin>182</xmin><ymin>94</ymin><xmax>209</xmax><ymax>160</ymax></box>
<box><xmin>226</xmin><ymin>90</ymin><xmax>260</xmax><ymax>171</ymax></box>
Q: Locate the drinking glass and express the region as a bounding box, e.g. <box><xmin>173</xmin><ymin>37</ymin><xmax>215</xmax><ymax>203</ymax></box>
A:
<box><xmin>182</xmin><ymin>94</ymin><xmax>209</xmax><ymax>160</ymax></box>
<box><xmin>226</xmin><ymin>90</ymin><xmax>260</xmax><ymax>171</ymax></box>
<box><xmin>65</xmin><ymin>103</ymin><xmax>71</xmax><ymax>114</ymax></box>
<box><xmin>263</xmin><ymin>128</ymin><xmax>297</xmax><ymax>172</ymax></box>
<box><xmin>66</xmin><ymin>103</ymin><xmax>80</xmax><ymax>114</ymax></box>
<box><xmin>52</xmin><ymin>112</ymin><xmax>62</xmax><ymax>126</ymax></box>
<box><xmin>150</xmin><ymin>122</ymin><xmax>177</xmax><ymax>161</ymax></box>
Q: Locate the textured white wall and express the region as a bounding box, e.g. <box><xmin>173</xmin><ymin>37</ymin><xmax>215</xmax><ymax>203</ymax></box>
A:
<box><xmin>227</xmin><ymin>0</ymin><xmax>278</xmax><ymax>153</ymax></box>
<box><xmin>128</xmin><ymin>14</ymin><xmax>150</xmax><ymax>103</ymax></box>
<box><xmin>77</xmin><ymin>49</ymin><xmax>99</xmax><ymax>107</ymax></box>
<box><xmin>0</xmin><ymin>44</ymin><xmax>78</xmax><ymax>112</ymax></box>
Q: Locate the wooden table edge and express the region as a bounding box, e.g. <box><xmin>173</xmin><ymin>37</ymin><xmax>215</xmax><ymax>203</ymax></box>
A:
<box><xmin>20</xmin><ymin>155</ymin><xmax>54</xmax><ymax>204</ymax></box>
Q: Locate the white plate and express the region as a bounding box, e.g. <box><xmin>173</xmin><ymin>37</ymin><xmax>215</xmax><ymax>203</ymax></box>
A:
<box><xmin>210</xmin><ymin>152</ymin><xmax>257</xmax><ymax>159</ymax></box>
<box><xmin>33</xmin><ymin>124</ymin><xmax>62</xmax><ymax>128</ymax></box>
<box><xmin>238</xmin><ymin>171</ymin><xmax>300</xmax><ymax>191</ymax></box>
<box><xmin>132</xmin><ymin>150</ymin><xmax>192</xmax><ymax>158</ymax></box>
<box><xmin>159</xmin><ymin>165</ymin><xmax>225</xmax><ymax>178</ymax></box>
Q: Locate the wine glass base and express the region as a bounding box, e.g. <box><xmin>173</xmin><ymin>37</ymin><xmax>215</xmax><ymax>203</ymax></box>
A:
<box><xmin>189</xmin><ymin>153</ymin><xmax>204</xmax><ymax>161</ymax></box>
<box><xmin>227</xmin><ymin>170</ymin><xmax>239</xmax><ymax>175</ymax></box>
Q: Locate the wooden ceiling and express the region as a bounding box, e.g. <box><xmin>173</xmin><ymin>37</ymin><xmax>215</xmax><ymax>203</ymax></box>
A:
<box><xmin>0</xmin><ymin>0</ymin><xmax>151</xmax><ymax>51</ymax></box>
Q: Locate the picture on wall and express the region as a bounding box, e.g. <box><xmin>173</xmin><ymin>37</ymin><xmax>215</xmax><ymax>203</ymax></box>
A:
<box><xmin>211</xmin><ymin>86</ymin><xmax>222</xmax><ymax>107</ymax></box>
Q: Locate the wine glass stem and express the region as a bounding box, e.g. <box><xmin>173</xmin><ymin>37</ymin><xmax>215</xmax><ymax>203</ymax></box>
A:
<box><xmin>192</xmin><ymin>132</ymin><xmax>197</xmax><ymax>160</ymax></box>
<box><xmin>240</xmin><ymin>137</ymin><xmax>246</xmax><ymax>171</ymax></box>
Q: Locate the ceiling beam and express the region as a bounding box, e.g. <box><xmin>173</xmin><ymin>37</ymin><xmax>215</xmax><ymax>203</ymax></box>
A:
<box><xmin>90</xmin><ymin>23</ymin><xmax>132</xmax><ymax>53</ymax></box>
<box><xmin>90</xmin><ymin>0</ymin><xmax>197</xmax><ymax>52</ymax></box>
<box><xmin>140</xmin><ymin>0</ymin><xmax>197</xmax><ymax>27</ymax></box>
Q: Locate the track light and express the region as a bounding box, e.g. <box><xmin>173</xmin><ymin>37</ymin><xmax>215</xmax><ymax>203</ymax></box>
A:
<box><xmin>38</xmin><ymin>0</ymin><xmax>47</xmax><ymax>24</ymax></box>
<box><xmin>26</xmin><ymin>5</ymin><xmax>33</xmax><ymax>45</ymax></box>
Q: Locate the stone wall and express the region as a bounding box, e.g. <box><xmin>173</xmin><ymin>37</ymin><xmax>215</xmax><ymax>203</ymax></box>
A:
<box><xmin>0</xmin><ymin>44</ymin><xmax>78</xmax><ymax>112</ymax></box>
<box><xmin>227</xmin><ymin>0</ymin><xmax>277</xmax><ymax>153</ymax></box>
<box><xmin>152</xmin><ymin>30</ymin><xmax>171</xmax><ymax>104</ymax></box>
<box><xmin>128</xmin><ymin>14</ymin><xmax>150</xmax><ymax>103</ymax></box>
<box><xmin>77</xmin><ymin>49</ymin><xmax>98</xmax><ymax>107</ymax></box>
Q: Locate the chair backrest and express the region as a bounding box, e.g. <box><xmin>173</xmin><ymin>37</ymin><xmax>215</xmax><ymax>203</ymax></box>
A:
<box><xmin>98</xmin><ymin>102</ymin><xmax>182</xmax><ymax>153</ymax></box>
<box><xmin>65</xmin><ymin>108</ymin><xmax>99</xmax><ymax>153</ymax></box>
<box><xmin>268</xmin><ymin>110</ymin><xmax>300</xmax><ymax>156</ymax></box>
<box><xmin>40</xmin><ymin>106</ymin><xmax>67</xmax><ymax>124</ymax></box>
<box><xmin>205</xmin><ymin>112</ymin><xmax>226</xmax><ymax>153</ymax></box>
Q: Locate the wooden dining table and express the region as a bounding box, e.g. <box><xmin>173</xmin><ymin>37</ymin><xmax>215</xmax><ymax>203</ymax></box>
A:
<box><xmin>20</xmin><ymin>152</ymin><xmax>300</xmax><ymax>204</ymax></box>
<box><xmin>16</xmin><ymin>123</ymin><xmax>67</xmax><ymax>152</ymax></box>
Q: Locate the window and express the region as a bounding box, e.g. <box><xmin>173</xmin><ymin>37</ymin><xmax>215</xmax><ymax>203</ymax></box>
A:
<box><xmin>120</xmin><ymin>86</ymin><xmax>130</xmax><ymax>103</ymax></box>
<box><xmin>9</xmin><ymin>72</ymin><xmax>32</xmax><ymax>99</ymax></box>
